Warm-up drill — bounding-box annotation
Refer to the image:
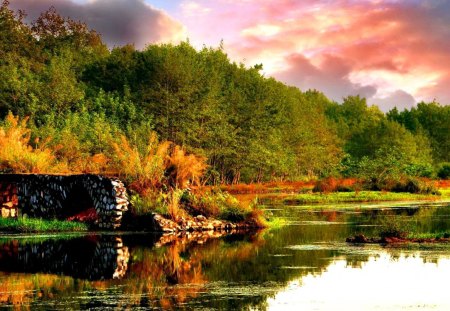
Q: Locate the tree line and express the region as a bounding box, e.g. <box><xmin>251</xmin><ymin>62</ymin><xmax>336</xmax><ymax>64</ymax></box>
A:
<box><xmin>1</xmin><ymin>1</ymin><xmax>449</xmax><ymax>185</ymax></box>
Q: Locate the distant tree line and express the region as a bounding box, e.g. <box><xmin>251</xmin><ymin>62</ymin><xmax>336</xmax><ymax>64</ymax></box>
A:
<box><xmin>1</xmin><ymin>1</ymin><xmax>449</xmax><ymax>184</ymax></box>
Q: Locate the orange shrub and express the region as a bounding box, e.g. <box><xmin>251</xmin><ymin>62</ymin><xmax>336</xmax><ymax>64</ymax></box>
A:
<box><xmin>111</xmin><ymin>133</ymin><xmax>171</xmax><ymax>192</ymax></box>
<box><xmin>165</xmin><ymin>145</ymin><xmax>208</xmax><ymax>189</ymax></box>
<box><xmin>0</xmin><ymin>113</ymin><xmax>61</xmax><ymax>173</ymax></box>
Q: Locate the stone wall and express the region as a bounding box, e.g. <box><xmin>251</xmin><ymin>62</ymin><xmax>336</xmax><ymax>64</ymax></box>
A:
<box><xmin>0</xmin><ymin>174</ymin><xmax>129</xmax><ymax>229</ymax></box>
<box><xmin>0</xmin><ymin>182</ymin><xmax>18</xmax><ymax>218</ymax></box>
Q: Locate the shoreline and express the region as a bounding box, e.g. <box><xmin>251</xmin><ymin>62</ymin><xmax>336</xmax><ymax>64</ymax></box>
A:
<box><xmin>346</xmin><ymin>234</ymin><xmax>450</xmax><ymax>244</ymax></box>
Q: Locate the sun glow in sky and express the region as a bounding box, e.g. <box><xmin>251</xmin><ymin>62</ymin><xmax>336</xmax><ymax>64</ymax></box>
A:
<box><xmin>11</xmin><ymin>0</ymin><xmax>450</xmax><ymax>111</ymax></box>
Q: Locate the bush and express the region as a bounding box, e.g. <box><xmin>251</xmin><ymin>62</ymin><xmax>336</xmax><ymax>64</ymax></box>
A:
<box><xmin>391</xmin><ymin>177</ymin><xmax>439</xmax><ymax>194</ymax></box>
<box><xmin>0</xmin><ymin>113</ymin><xmax>61</xmax><ymax>173</ymax></box>
<box><xmin>405</xmin><ymin>163</ymin><xmax>434</xmax><ymax>178</ymax></box>
<box><xmin>182</xmin><ymin>190</ymin><xmax>252</xmax><ymax>221</ymax></box>
<box><xmin>378</xmin><ymin>219</ymin><xmax>410</xmax><ymax>239</ymax></box>
<box><xmin>112</xmin><ymin>133</ymin><xmax>170</xmax><ymax>192</ymax></box>
<box><xmin>129</xmin><ymin>191</ymin><xmax>168</xmax><ymax>216</ymax></box>
<box><xmin>437</xmin><ymin>163</ymin><xmax>450</xmax><ymax>179</ymax></box>
<box><xmin>313</xmin><ymin>177</ymin><xmax>338</xmax><ymax>193</ymax></box>
<box><xmin>164</xmin><ymin>146</ymin><xmax>207</xmax><ymax>189</ymax></box>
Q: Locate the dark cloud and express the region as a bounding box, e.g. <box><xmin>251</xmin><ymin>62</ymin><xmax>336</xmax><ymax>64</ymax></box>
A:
<box><xmin>10</xmin><ymin>0</ymin><xmax>185</xmax><ymax>49</ymax></box>
<box><xmin>369</xmin><ymin>90</ymin><xmax>416</xmax><ymax>112</ymax></box>
<box><xmin>274</xmin><ymin>53</ymin><xmax>377</xmax><ymax>102</ymax></box>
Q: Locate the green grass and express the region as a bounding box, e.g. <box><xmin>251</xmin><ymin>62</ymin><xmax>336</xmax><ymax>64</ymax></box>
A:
<box><xmin>0</xmin><ymin>217</ymin><xmax>89</xmax><ymax>233</ymax></box>
<box><xmin>265</xmin><ymin>217</ymin><xmax>288</xmax><ymax>230</ymax></box>
<box><xmin>284</xmin><ymin>191</ymin><xmax>442</xmax><ymax>205</ymax></box>
<box><xmin>439</xmin><ymin>189</ymin><xmax>450</xmax><ymax>198</ymax></box>
<box><xmin>406</xmin><ymin>231</ymin><xmax>450</xmax><ymax>239</ymax></box>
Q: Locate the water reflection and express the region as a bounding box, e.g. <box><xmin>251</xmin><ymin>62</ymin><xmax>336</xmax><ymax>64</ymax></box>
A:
<box><xmin>0</xmin><ymin>203</ymin><xmax>449</xmax><ymax>310</ymax></box>
<box><xmin>268</xmin><ymin>254</ymin><xmax>450</xmax><ymax>311</ymax></box>
<box><xmin>0</xmin><ymin>235</ymin><xmax>129</xmax><ymax>280</ymax></box>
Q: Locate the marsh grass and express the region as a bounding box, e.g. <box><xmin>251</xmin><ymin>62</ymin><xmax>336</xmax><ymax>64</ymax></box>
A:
<box><xmin>112</xmin><ymin>133</ymin><xmax>169</xmax><ymax>192</ymax></box>
<box><xmin>284</xmin><ymin>191</ymin><xmax>441</xmax><ymax>205</ymax></box>
<box><xmin>407</xmin><ymin>231</ymin><xmax>450</xmax><ymax>239</ymax></box>
<box><xmin>0</xmin><ymin>217</ymin><xmax>89</xmax><ymax>233</ymax></box>
<box><xmin>0</xmin><ymin>113</ymin><xmax>61</xmax><ymax>173</ymax></box>
<box><xmin>184</xmin><ymin>190</ymin><xmax>253</xmax><ymax>221</ymax></box>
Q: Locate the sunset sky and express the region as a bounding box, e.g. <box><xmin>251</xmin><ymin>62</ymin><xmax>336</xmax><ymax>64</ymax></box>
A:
<box><xmin>11</xmin><ymin>0</ymin><xmax>450</xmax><ymax>111</ymax></box>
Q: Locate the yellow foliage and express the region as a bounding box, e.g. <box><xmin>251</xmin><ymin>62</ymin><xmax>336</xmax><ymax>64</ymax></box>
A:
<box><xmin>167</xmin><ymin>189</ymin><xmax>186</xmax><ymax>221</ymax></box>
<box><xmin>0</xmin><ymin>113</ymin><xmax>59</xmax><ymax>173</ymax></box>
<box><xmin>112</xmin><ymin>133</ymin><xmax>171</xmax><ymax>191</ymax></box>
<box><xmin>165</xmin><ymin>145</ymin><xmax>207</xmax><ymax>189</ymax></box>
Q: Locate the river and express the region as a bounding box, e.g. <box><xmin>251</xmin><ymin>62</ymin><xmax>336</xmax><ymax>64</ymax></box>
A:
<box><xmin>1</xmin><ymin>201</ymin><xmax>450</xmax><ymax>310</ymax></box>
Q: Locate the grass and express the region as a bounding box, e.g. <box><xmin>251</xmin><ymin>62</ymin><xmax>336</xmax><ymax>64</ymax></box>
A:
<box><xmin>265</xmin><ymin>217</ymin><xmax>288</xmax><ymax>230</ymax></box>
<box><xmin>407</xmin><ymin>231</ymin><xmax>450</xmax><ymax>239</ymax></box>
<box><xmin>439</xmin><ymin>189</ymin><xmax>450</xmax><ymax>198</ymax></box>
<box><xmin>283</xmin><ymin>191</ymin><xmax>443</xmax><ymax>205</ymax></box>
<box><xmin>0</xmin><ymin>217</ymin><xmax>89</xmax><ymax>233</ymax></box>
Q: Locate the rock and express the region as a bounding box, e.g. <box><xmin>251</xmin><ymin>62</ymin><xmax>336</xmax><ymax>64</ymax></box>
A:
<box><xmin>3</xmin><ymin>202</ymin><xmax>14</xmax><ymax>208</ymax></box>
<box><xmin>346</xmin><ymin>234</ymin><xmax>368</xmax><ymax>243</ymax></box>
<box><xmin>1</xmin><ymin>208</ymin><xmax>10</xmax><ymax>218</ymax></box>
<box><xmin>196</xmin><ymin>215</ymin><xmax>207</xmax><ymax>221</ymax></box>
<box><xmin>205</xmin><ymin>223</ymin><xmax>214</xmax><ymax>231</ymax></box>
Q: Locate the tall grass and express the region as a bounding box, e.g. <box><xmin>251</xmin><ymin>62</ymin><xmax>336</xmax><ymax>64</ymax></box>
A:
<box><xmin>167</xmin><ymin>189</ymin><xmax>184</xmax><ymax>221</ymax></box>
<box><xmin>0</xmin><ymin>113</ymin><xmax>60</xmax><ymax>173</ymax></box>
<box><xmin>112</xmin><ymin>133</ymin><xmax>170</xmax><ymax>191</ymax></box>
<box><xmin>165</xmin><ymin>145</ymin><xmax>207</xmax><ymax>189</ymax></box>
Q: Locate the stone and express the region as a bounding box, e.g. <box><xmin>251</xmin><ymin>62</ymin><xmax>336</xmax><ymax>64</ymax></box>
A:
<box><xmin>1</xmin><ymin>208</ymin><xmax>10</xmax><ymax>218</ymax></box>
<box><xmin>3</xmin><ymin>201</ymin><xmax>14</xmax><ymax>208</ymax></box>
<box><xmin>205</xmin><ymin>223</ymin><xmax>214</xmax><ymax>231</ymax></box>
<box><xmin>196</xmin><ymin>215</ymin><xmax>207</xmax><ymax>221</ymax></box>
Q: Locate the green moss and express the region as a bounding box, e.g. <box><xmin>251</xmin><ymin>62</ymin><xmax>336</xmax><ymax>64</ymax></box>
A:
<box><xmin>0</xmin><ymin>217</ymin><xmax>89</xmax><ymax>233</ymax></box>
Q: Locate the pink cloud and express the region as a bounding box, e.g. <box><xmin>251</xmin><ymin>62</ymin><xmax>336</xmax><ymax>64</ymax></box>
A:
<box><xmin>179</xmin><ymin>0</ymin><xmax>450</xmax><ymax>109</ymax></box>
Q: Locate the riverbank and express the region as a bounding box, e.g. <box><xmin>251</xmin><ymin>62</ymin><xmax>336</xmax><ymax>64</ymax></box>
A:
<box><xmin>0</xmin><ymin>212</ymin><xmax>264</xmax><ymax>234</ymax></box>
<box><xmin>2</xmin><ymin>185</ymin><xmax>448</xmax><ymax>233</ymax></box>
<box><xmin>346</xmin><ymin>233</ymin><xmax>450</xmax><ymax>244</ymax></box>
<box><xmin>218</xmin><ymin>179</ymin><xmax>449</xmax><ymax>206</ymax></box>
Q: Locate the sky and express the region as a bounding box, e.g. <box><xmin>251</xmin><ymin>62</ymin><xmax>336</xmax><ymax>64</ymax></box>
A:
<box><xmin>10</xmin><ymin>0</ymin><xmax>450</xmax><ymax>111</ymax></box>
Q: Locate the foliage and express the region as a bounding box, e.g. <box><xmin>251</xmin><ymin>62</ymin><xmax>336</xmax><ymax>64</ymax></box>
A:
<box><xmin>165</xmin><ymin>145</ymin><xmax>208</xmax><ymax>189</ymax></box>
<box><xmin>0</xmin><ymin>1</ymin><xmax>448</xmax><ymax>187</ymax></box>
<box><xmin>129</xmin><ymin>191</ymin><xmax>168</xmax><ymax>216</ymax></box>
<box><xmin>388</xmin><ymin>102</ymin><xmax>450</xmax><ymax>163</ymax></box>
<box><xmin>377</xmin><ymin>219</ymin><xmax>410</xmax><ymax>239</ymax></box>
<box><xmin>167</xmin><ymin>189</ymin><xmax>185</xmax><ymax>221</ymax></box>
<box><xmin>183</xmin><ymin>190</ymin><xmax>253</xmax><ymax>221</ymax></box>
<box><xmin>437</xmin><ymin>163</ymin><xmax>450</xmax><ymax>179</ymax></box>
<box><xmin>313</xmin><ymin>177</ymin><xmax>339</xmax><ymax>193</ymax></box>
<box><xmin>112</xmin><ymin>133</ymin><xmax>170</xmax><ymax>192</ymax></box>
<box><xmin>0</xmin><ymin>113</ymin><xmax>60</xmax><ymax>173</ymax></box>
<box><xmin>391</xmin><ymin>177</ymin><xmax>439</xmax><ymax>194</ymax></box>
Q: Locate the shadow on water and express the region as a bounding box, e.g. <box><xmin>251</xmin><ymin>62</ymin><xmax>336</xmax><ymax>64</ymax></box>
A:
<box><xmin>0</xmin><ymin>202</ymin><xmax>449</xmax><ymax>310</ymax></box>
<box><xmin>0</xmin><ymin>235</ymin><xmax>132</xmax><ymax>281</ymax></box>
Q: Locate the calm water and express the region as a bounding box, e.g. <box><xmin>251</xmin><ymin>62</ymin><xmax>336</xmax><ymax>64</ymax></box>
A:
<box><xmin>1</xmin><ymin>202</ymin><xmax>450</xmax><ymax>310</ymax></box>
